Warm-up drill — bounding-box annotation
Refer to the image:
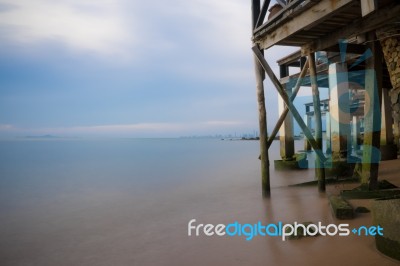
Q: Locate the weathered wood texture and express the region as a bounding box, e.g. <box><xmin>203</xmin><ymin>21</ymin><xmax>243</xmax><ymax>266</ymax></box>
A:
<box><xmin>251</xmin><ymin>0</ymin><xmax>260</xmax><ymax>30</ymax></box>
<box><xmin>309</xmin><ymin>52</ymin><xmax>326</xmax><ymax>192</ymax></box>
<box><xmin>252</xmin><ymin>45</ymin><xmax>327</xmax><ymax>162</ymax></box>
<box><xmin>304</xmin><ymin>3</ymin><xmax>400</xmax><ymax>54</ymax></box>
<box><xmin>255</xmin><ymin>0</ymin><xmax>355</xmax><ymax>49</ymax></box>
<box><xmin>361</xmin><ymin>0</ymin><xmax>376</xmax><ymax>17</ymax></box>
<box><xmin>255</xmin><ymin>0</ymin><xmax>271</xmax><ymax>29</ymax></box>
<box><xmin>254</xmin><ymin>55</ymin><xmax>271</xmax><ymax>196</ymax></box>
<box><xmin>252</xmin><ymin>0</ymin><xmax>270</xmax><ymax>196</ymax></box>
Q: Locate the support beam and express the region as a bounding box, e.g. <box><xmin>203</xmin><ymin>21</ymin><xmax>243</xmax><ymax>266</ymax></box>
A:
<box><xmin>267</xmin><ymin>58</ymin><xmax>310</xmax><ymax>149</ymax></box>
<box><xmin>380</xmin><ymin>87</ymin><xmax>397</xmax><ymax>160</ymax></box>
<box><xmin>352</xmin><ymin>116</ymin><xmax>361</xmax><ymax>151</ymax></box>
<box><xmin>252</xmin><ymin>2</ymin><xmax>270</xmax><ymax>196</ymax></box>
<box><xmin>252</xmin><ymin>45</ymin><xmax>327</xmax><ymax>162</ymax></box>
<box><xmin>326</xmin><ymin>111</ymin><xmax>331</xmax><ymax>153</ymax></box>
<box><xmin>276</xmin><ymin>0</ymin><xmax>286</xmax><ymax>8</ymax></box>
<box><xmin>252</xmin><ymin>0</ymin><xmax>261</xmax><ymax>30</ymax></box>
<box><xmin>278</xmin><ymin>86</ymin><xmax>295</xmax><ymax>160</ymax></box>
<box><xmin>304</xmin><ymin>115</ymin><xmax>312</xmax><ymax>151</ymax></box>
<box><xmin>253</xmin><ymin>54</ymin><xmax>270</xmax><ymax>196</ymax></box>
<box><xmin>361</xmin><ymin>32</ymin><xmax>383</xmax><ymax>190</ymax></box>
<box><xmin>278</xmin><ymin>60</ymin><xmax>294</xmax><ymax>160</ymax></box>
<box><xmin>309</xmin><ymin>52</ymin><xmax>326</xmax><ymax>192</ymax></box>
<box><xmin>361</xmin><ymin>0</ymin><xmax>376</xmax><ymax>17</ymax></box>
<box><xmin>302</xmin><ymin>3</ymin><xmax>400</xmax><ymax>54</ymax></box>
<box><xmin>256</xmin><ymin>0</ymin><xmax>354</xmax><ymax>49</ymax></box>
<box><xmin>255</xmin><ymin>0</ymin><xmax>271</xmax><ymax>29</ymax></box>
<box><xmin>381</xmin><ymin>88</ymin><xmax>394</xmax><ymax>146</ymax></box>
<box><xmin>328</xmin><ymin>62</ymin><xmax>351</xmax><ymax>159</ymax></box>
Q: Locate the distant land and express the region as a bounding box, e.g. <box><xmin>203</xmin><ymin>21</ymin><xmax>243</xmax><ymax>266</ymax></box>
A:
<box><xmin>22</xmin><ymin>135</ymin><xmax>61</xmax><ymax>139</ymax></box>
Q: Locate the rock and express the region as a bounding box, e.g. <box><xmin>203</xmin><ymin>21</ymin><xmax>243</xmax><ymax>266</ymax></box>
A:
<box><xmin>355</xmin><ymin>206</ymin><xmax>370</xmax><ymax>213</ymax></box>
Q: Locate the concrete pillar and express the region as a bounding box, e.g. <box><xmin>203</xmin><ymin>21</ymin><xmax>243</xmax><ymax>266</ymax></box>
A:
<box><xmin>352</xmin><ymin>116</ymin><xmax>360</xmax><ymax>151</ymax></box>
<box><xmin>278</xmin><ymin>87</ymin><xmax>295</xmax><ymax>160</ymax></box>
<box><xmin>352</xmin><ymin>116</ymin><xmax>361</xmax><ymax>152</ymax></box>
<box><xmin>328</xmin><ymin>62</ymin><xmax>351</xmax><ymax>160</ymax></box>
<box><xmin>325</xmin><ymin>111</ymin><xmax>331</xmax><ymax>153</ymax></box>
<box><xmin>304</xmin><ymin>114</ymin><xmax>312</xmax><ymax>151</ymax></box>
<box><xmin>380</xmin><ymin>87</ymin><xmax>397</xmax><ymax>160</ymax></box>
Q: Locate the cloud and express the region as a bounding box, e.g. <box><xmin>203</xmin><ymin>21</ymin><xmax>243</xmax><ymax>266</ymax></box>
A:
<box><xmin>0</xmin><ymin>0</ymin><xmax>133</xmax><ymax>57</ymax></box>
<box><xmin>0</xmin><ymin>124</ymin><xmax>14</xmax><ymax>130</ymax></box>
<box><xmin>0</xmin><ymin>0</ymin><xmax>299</xmax><ymax>137</ymax></box>
<box><xmin>54</xmin><ymin>120</ymin><xmax>248</xmax><ymax>135</ymax></box>
<box><xmin>0</xmin><ymin>121</ymin><xmax>251</xmax><ymax>137</ymax></box>
<box><xmin>122</xmin><ymin>0</ymin><xmax>254</xmax><ymax>80</ymax></box>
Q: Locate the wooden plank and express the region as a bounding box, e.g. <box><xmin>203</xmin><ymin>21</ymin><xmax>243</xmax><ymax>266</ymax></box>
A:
<box><xmin>303</xmin><ymin>3</ymin><xmax>400</xmax><ymax>54</ymax></box>
<box><xmin>277</xmin><ymin>50</ymin><xmax>302</xmax><ymax>66</ymax></box>
<box><xmin>255</xmin><ymin>0</ymin><xmax>271</xmax><ymax>29</ymax></box>
<box><xmin>323</xmin><ymin>43</ymin><xmax>365</xmax><ymax>54</ymax></box>
<box><xmin>251</xmin><ymin>0</ymin><xmax>261</xmax><ymax>30</ymax></box>
<box><xmin>253</xmin><ymin>0</ymin><xmax>322</xmax><ymax>34</ymax></box>
<box><xmin>252</xmin><ymin>45</ymin><xmax>327</xmax><ymax>162</ymax></box>
<box><xmin>276</xmin><ymin>0</ymin><xmax>287</xmax><ymax>7</ymax></box>
<box><xmin>256</xmin><ymin>0</ymin><xmax>355</xmax><ymax>49</ymax></box>
<box><xmin>361</xmin><ymin>0</ymin><xmax>376</xmax><ymax>17</ymax></box>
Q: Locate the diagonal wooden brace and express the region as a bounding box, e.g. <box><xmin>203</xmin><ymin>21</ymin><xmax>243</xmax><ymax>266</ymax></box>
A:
<box><xmin>267</xmin><ymin>57</ymin><xmax>309</xmax><ymax>149</ymax></box>
<box><xmin>252</xmin><ymin>45</ymin><xmax>327</xmax><ymax>162</ymax></box>
<box><xmin>255</xmin><ymin>0</ymin><xmax>271</xmax><ymax>29</ymax></box>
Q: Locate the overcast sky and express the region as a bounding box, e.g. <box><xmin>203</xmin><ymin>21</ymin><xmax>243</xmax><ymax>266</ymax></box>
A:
<box><xmin>0</xmin><ymin>0</ymin><xmax>307</xmax><ymax>138</ymax></box>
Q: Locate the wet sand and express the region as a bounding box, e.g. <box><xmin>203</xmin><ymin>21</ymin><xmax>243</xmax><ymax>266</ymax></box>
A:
<box><xmin>0</xmin><ymin>140</ymin><xmax>399</xmax><ymax>265</ymax></box>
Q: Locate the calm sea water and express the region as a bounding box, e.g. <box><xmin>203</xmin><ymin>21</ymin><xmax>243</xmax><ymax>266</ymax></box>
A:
<box><xmin>0</xmin><ymin>138</ymin><xmax>262</xmax><ymax>205</ymax></box>
<box><xmin>0</xmin><ymin>138</ymin><xmax>268</xmax><ymax>265</ymax></box>
<box><xmin>1</xmin><ymin>138</ymin><xmax>397</xmax><ymax>266</ymax></box>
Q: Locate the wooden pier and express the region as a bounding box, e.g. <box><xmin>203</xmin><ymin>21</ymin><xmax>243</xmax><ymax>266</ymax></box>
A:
<box><xmin>251</xmin><ymin>0</ymin><xmax>400</xmax><ymax>194</ymax></box>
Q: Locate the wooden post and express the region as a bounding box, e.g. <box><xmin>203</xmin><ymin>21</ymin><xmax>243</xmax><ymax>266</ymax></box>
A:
<box><xmin>381</xmin><ymin>88</ymin><xmax>394</xmax><ymax>146</ymax></box>
<box><xmin>255</xmin><ymin>0</ymin><xmax>271</xmax><ymax>29</ymax></box>
<box><xmin>252</xmin><ymin>45</ymin><xmax>327</xmax><ymax>163</ymax></box>
<box><xmin>361</xmin><ymin>31</ymin><xmax>383</xmax><ymax>190</ymax></box>
<box><xmin>267</xmin><ymin>58</ymin><xmax>309</xmax><ymax>148</ymax></box>
<box><xmin>309</xmin><ymin>52</ymin><xmax>326</xmax><ymax>192</ymax></box>
<box><xmin>252</xmin><ymin>0</ymin><xmax>270</xmax><ymax>196</ymax></box>
<box><xmin>254</xmin><ymin>53</ymin><xmax>270</xmax><ymax>197</ymax></box>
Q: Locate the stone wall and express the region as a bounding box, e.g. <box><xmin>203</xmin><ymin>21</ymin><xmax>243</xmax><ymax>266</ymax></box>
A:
<box><xmin>377</xmin><ymin>24</ymin><xmax>400</xmax><ymax>146</ymax></box>
<box><xmin>372</xmin><ymin>198</ymin><xmax>400</xmax><ymax>261</ymax></box>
